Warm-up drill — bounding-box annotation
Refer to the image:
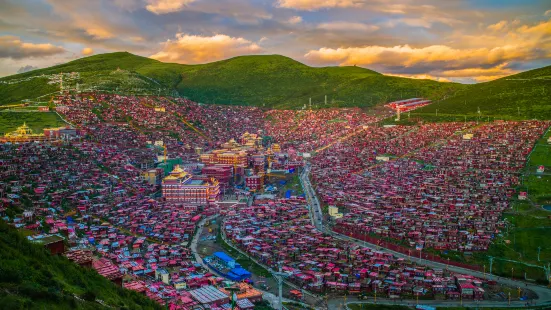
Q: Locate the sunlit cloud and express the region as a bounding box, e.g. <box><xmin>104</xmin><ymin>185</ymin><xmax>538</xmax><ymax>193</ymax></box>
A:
<box><xmin>386</xmin><ymin>73</ymin><xmax>452</xmax><ymax>83</ymax></box>
<box><xmin>150</xmin><ymin>33</ymin><xmax>262</xmax><ymax>64</ymax></box>
<box><xmin>276</xmin><ymin>0</ymin><xmax>362</xmax><ymax>11</ymax></box>
<box><xmin>146</xmin><ymin>0</ymin><xmax>196</xmax><ymax>14</ymax></box>
<box><xmin>305</xmin><ymin>44</ymin><xmax>528</xmax><ymax>68</ymax></box>
<box><xmin>487</xmin><ymin>20</ymin><xmax>508</xmax><ymax>32</ymax></box>
<box><xmin>440</xmin><ymin>63</ymin><xmax>517</xmax><ymax>82</ymax></box>
<box><xmin>0</xmin><ymin>36</ymin><xmax>65</xmax><ymax>59</ymax></box>
<box><xmin>85</xmin><ymin>27</ymin><xmax>115</xmax><ymax>39</ymax></box>
<box><xmin>305</xmin><ymin>17</ymin><xmax>551</xmax><ymax>82</ymax></box>
<box><xmin>81</xmin><ymin>47</ymin><xmax>94</xmax><ymax>55</ymax></box>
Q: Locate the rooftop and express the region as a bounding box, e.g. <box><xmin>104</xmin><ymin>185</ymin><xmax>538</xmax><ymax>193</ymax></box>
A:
<box><xmin>28</xmin><ymin>234</ymin><xmax>65</xmax><ymax>245</ymax></box>
<box><xmin>189</xmin><ymin>285</ymin><xmax>228</xmax><ymax>304</ymax></box>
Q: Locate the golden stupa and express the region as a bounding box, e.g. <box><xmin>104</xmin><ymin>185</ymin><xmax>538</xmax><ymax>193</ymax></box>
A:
<box><xmin>1</xmin><ymin>123</ymin><xmax>48</xmax><ymax>143</ymax></box>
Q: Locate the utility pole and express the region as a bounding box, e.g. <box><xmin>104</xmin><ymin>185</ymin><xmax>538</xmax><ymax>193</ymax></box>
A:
<box><xmin>325</xmin><ymin>95</ymin><xmax>327</xmax><ymax>105</ymax></box>
<box><xmin>538</xmin><ymin>246</ymin><xmax>542</xmax><ymax>262</ymax></box>
<box><xmin>271</xmin><ymin>262</ymin><xmax>287</xmax><ymax>310</ymax></box>
<box><xmin>225</xmin><ymin>285</ymin><xmax>240</xmax><ymax>310</ymax></box>
<box><xmin>489</xmin><ymin>256</ymin><xmax>494</xmax><ymax>275</ymax></box>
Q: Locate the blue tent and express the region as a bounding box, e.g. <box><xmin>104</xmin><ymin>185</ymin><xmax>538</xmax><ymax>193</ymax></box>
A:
<box><xmin>214</xmin><ymin>252</ymin><xmax>235</xmax><ymax>263</ymax></box>
<box><xmin>227</xmin><ymin>267</ymin><xmax>252</xmax><ymax>281</ymax></box>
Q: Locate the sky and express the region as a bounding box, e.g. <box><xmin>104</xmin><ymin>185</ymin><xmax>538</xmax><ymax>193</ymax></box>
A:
<box><xmin>0</xmin><ymin>0</ymin><xmax>550</xmax><ymax>83</ymax></box>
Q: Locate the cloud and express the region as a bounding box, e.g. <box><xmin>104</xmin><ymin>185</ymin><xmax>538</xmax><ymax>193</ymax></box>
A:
<box><xmin>146</xmin><ymin>0</ymin><xmax>196</xmax><ymax>14</ymax></box>
<box><xmin>113</xmin><ymin>0</ymin><xmax>143</xmax><ymax>11</ymax></box>
<box><xmin>288</xmin><ymin>16</ymin><xmax>303</xmax><ymax>24</ymax></box>
<box><xmin>150</xmin><ymin>33</ymin><xmax>262</xmax><ymax>63</ymax></box>
<box><xmin>440</xmin><ymin>64</ymin><xmax>516</xmax><ymax>82</ymax></box>
<box><xmin>386</xmin><ymin>73</ymin><xmax>452</xmax><ymax>83</ymax></box>
<box><xmin>317</xmin><ymin>22</ymin><xmax>378</xmax><ymax>32</ymax></box>
<box><xmin>545</xmin><ymin>10</ymin><xmax>551</xmax><ymax>17</ymax></box>
<box><xmin>304</xmin><ymin>17</ymin><xmax>551</xmax><ymax>81</ymax></box>
<box><xmin>0</xmin><ymin>36</ymin><xmax>65</xmax><ymax>59</ymax></box>
<box><xmin>384</xmin><ymin>18</ymin><xmax>433</xmax><ymax>29</ymax></box>
<box><xmin>17</xmin><ymin>65</ymin><xmax>39</xmax><ymax>73</ymax></box>
<box><xmin>81</xmin><ymin>47</ymin><xmax>94</xmax><ymax>55</ymax></box>
<box><xmin>85</xmin><ymin>27</ymin><xmax>115</xmax><ymax>39</ymax></box>
<box><xmin>276</xmin><ymin>0</ymin><xmax>362</xmax><ymax>11</ymax></box>
<box><xmin>305</xmin><ymin>44</ymin><xmax>527</xmax><ymax>68</ymax></box>
<box><xmin>487</xmin><ymin>20</ymin><xmax>508</xmax><ymax>32</ymax></box>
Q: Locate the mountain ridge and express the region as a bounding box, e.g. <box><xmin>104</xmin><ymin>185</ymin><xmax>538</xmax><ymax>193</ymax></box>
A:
<box><xmin>1</xmin><ymin>52</ymin><xmax>550</xmax><ymax>118</ymax></box>
<box><xmin>0</xmin><ymin>52</ymin><xmax>461</xmax><ymax>108</ymax></box>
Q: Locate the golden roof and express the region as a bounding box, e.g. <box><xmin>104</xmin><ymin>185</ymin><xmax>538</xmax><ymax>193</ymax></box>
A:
<box><xmin>172</xmin><ymin>165</ymin><xmax>185</xmax><ymax>173</ymax></box>
<box><xmin>167</xmin><ymin>164</ymin><xmax>189</xmax><ymax>179</ymax></box>
<box><xmin>4</xmin><ymin>123</ymin><xmax>45</xmax><ymax>138</ymax></box>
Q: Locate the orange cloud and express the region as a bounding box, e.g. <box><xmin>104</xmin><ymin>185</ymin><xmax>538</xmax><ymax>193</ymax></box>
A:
<box><xmin>81</xmin><ymin>47</ymin><xmax>94</xmax><ymax>55</ymax></box>
<box><xmin>276</xmin><ymin>0</ymin><xmax>362</xmax><ymax>11</ymax></box>
<box><xmin>150</xmin><ymin>33</ymin><xmax>262</xmax><ymax>64</ymax></box>
<box><xmin>146</xmin><ymin>0</ymin><xmax>196</xmax><ymax>14</ymax></box>
<box><xmin>517</xmin><ymin>18</ymin><xmax>551</xmax><ymax>36</ymax></box>
<box><xmin>0</xmin><ymin>36</ymin><xmax>65</xmax><ymax>59</ymax></box>
<box><xmin>85</xmin><ymin>27</ymin><xmax>115</xmax><ymax>39</ymax></box>
<box><xmin>305</xmin><ymin>44</ymin><xmax>528</xmax><ymax>68</ymax></box>
<box><xmin>304</xmin><ymin>16</ymin><xmax>551</xmax><ymax>82</ymax></box>
<box><xmin>386</xmin><ymin>73</ymin><xmax>452</xmax><ymax>82</ymax></box>
<box><xmin>440</xmin><ymin>64</ymin><xmax>516</xmax><ymax>82</ymax></box>
<box><xmin>487</xmin><ymin>20</ymin><xmax>508</xmax><ymax>32</ymax></box>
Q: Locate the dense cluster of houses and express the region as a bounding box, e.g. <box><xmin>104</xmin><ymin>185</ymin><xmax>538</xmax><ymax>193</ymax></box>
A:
<box><xmin>224</xmin><ymin>198</ymin><xmax>487</xmax><ymax>300</ymax></box>
<box><xmin>311</xmin><ymin>121</ymin><xmax>550</xmax><ymax>252</ymax></box>
<box><xmin>2</xmin><ymin>92</ymin><xmax>548</xmax><ymax>307</ymax></box>
<box><xmin>263</xmin><ymin>108</ymin><xmax>388</xmax><ymax>153</ymax></box>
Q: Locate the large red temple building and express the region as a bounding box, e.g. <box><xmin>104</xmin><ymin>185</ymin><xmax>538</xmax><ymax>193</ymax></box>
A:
<box><xmin>162</xmin><ymin>165</ymin><xmax>220</xmax><ymax>204</ymax></box>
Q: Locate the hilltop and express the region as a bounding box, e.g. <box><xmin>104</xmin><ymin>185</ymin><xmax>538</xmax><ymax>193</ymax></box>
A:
<box><xmin>0</xmin><ymin>52</ymin><xmax>461</xmax><ymax>108</ymax></box>
<box><xmin>0</xmin><ymin>220</ymin><xmax>162</xmax><ymax>309</ymax></box>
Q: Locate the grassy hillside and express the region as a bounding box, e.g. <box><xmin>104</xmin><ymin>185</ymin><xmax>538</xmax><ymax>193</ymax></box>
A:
<box><xmin>175</xmin><ymin>54</ymin><xmax>461</xmax><ymax>108</ymax></box>
<box><xmin>0</xmin><ymin>52</ymin><xmax>461</xmax><ymax>108</ymax></box>
<box><xmin>411</xmin><ymin>66</ymin><xmax>551</xmax><ymax>120</ymax></box>
<box><xmin>0</xmin><ymin>220</ymin><xmax>162</xmax><ymax>310</ymax></box>
<box><xmin>2</xmin><ymin>52</ymin><xmax>549</xmax><ymax>116</ymax></box>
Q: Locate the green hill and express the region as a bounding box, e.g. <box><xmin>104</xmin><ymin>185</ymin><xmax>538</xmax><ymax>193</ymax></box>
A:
<box><xmin>411</xmin><ymin>65</ymin><xmax>551</xmax><ymax>120</ymax></box>
<box><xmin>2</xmin><ymin>52</ymin><xmax>549</xmax><ymax>117</ymax></box>
<box><xmin>0</xmin><ymin>52</ymin><xmax>461</xmax><ymax>108</ymax></box>
<box><xmin>0</xmin><ymin>220</ymin><xmax>162</xmax><ymax>310</ymax></box>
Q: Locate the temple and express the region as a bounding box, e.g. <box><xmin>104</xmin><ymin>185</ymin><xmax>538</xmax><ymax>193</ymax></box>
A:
<box><xmin>1</xmin><ymin>123</ymin><xmax>49</xmax><ymax>143</ymax></box>
<box><xmin>162</xmin><ymin>165</ymin><xmax>220</xmax><ymax>204</ymax></box>
<box><xmin>0</xmin><ymin>123</ymin><xmax>78</xmax><ymax>143</ymax></box>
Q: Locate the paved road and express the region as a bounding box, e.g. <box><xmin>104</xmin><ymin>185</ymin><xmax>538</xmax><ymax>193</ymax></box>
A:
<box><xmin>300</xmin><ymin>162</ymin><xmax>551</xmax><ymax>309</ymax></box>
